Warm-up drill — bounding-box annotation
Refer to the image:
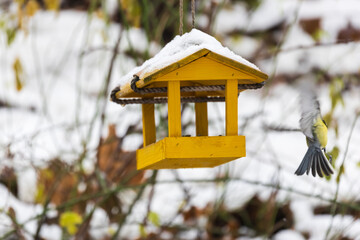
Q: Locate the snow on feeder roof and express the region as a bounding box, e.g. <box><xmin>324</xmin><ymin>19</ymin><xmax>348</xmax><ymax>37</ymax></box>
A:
<box><xmin>110</xmin><ymin>29</ymin><xmax>268</xmax><ymax>170</ymax></box>
<box><xmin>111</xmin><ymin>29</ymin><xmax>267</xmax><ymax>101</ymax></box>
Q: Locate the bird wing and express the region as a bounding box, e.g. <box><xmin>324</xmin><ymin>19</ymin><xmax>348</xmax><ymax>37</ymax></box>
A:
<box><xmin>299</xmin><ymin>80</ymin><xmax>321</xmax><ymax>139</ymax></box>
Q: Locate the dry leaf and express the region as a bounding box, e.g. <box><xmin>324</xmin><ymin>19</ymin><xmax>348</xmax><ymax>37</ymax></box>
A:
<box><xmin>35</xmin><ymin>159</ymin><xmax>85</xmax><ymax>213</ymax></box>
<box><xmin>338</xmin><ymin>23</ymin><xmax>360</xmax><ymax>43</ymax></box>
<box><xmin>44</xmin><ymin>0</ymin><xmax>60</xmax><ymax>11</ymax></box>
<box><xmin>13</xmin><ymin>57</ymin><xmax>24</xmax><ymax>91</ymax></box>
<box><xmin>299</xmin><ymin>18</ymin><xmax>322</xmax><ymax>41</ymax></box>
<box><xmin>25</xmin><ymin>0</ymin><xmax>39</xmax><ymax>17</ymax></box>
<box><xmin>97</xmin><ymin>125</ymin><xmax>145</xmax><ymax>185</ymax></box>
<box><xmin>0</xmin><ymin>167</ymin><xmax>18</xmax><ymax>197</ymax></box>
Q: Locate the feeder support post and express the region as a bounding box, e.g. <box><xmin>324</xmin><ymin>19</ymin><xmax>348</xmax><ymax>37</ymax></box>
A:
<box><xmin>195</xmin><ymin>92</ymin><xmax>208</xmax><ymax>136</ymax></box>
<box><xmin>225</xmin><ymin>79</ymin><xmax>238</xmax><ymax>136</ymax></box>
<box><xmin>168</xmin><ymin>81</ymin><xmax>182</xmax><ymax>137</ymax></box>
<box><xmin>142</xmin><ymin>103</ymin><xmax>156</xmax><ymax>147</ymax></box>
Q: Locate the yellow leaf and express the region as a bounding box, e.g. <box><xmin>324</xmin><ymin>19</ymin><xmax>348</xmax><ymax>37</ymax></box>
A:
<box><xmin>15</xmin><ymin>0</ymin><xmax>25</xmax><ymax>5</ymax></box>
<box><xmin>108</xmin><ymin>227</ymin><xmax>116</xmax><ymax>236</ymax></box>
<box><xmin>329</xmin><ymin>77</ymin><xmax>345</xmax><ymax>110</ymax></box>
<box><xmin>139</xmin><ymin>224</ymin><xmax>147</xmax><ymax>238</ymax></box>
<box><xmin>148</xmin><ymin>211</ymin><xmax>160</xmax><ymax>227</ymax></box>
<box><xmin>96</xmin><ymin>9</ymin><xmax>105</xmax><ymax>19</ymax></box>
<box><xmin>35</xmin><ymin>183</ymin><xmax>45</xmax><ymax>204</ymax></box>
<box><xmin>334</xmin><ymin>121</ymin><xmax>339</xmax><ymax>137</ymax></box>
<box><xmin>44</xmin><ymin>0</ymin><xmax>60</xmax><ymax>11</ymax></box>
<box><xmin>25</xmin><ymin>0</ymin><xmax>39</xmax><ymax>17</ymax></box>
<box><xmin>323</xmin><ymin>112</ymin><xmax>332</xmax><ymax>128</ymax></box>
<box><xmin>330</xmin><ymin>146</ymin><xmax>340</xmax><ymax>162</ymax></box>
<box><xmin>60</xmin><ymin>211</ymin><xmax>83</xmax><ymax>235</ymax></box>
<box><xmin>336</xmin><ymin>164</ymin><xmax>345</xmax><ymax>183</ymax></box>
<box><xmin>120</xmin><ymin>0</ymin><xmax>141</xmax><ymax>27</ymax></box>
<box><xmin>34</xmin><ymin>168</ymin><xmax>54</xmax><ymax>203</ymax></box>
<box><xmin>6</xmin><ymin>28</ymin><xmax>17</xmax><ymax>46</ymax></box>
<box><xmin>13</xmin><ymin>57</ymin><xmax>24</xmax><ymax>91</ymax></box>
<box><xmin>313</xmin><ymin>29</ymin><xmax>327</xmax><ymax>42</ymax></box>
<box><xmin>326</xmin><ymin>145</ymin><xmax>340</xmax><ymax>169</ymax></box>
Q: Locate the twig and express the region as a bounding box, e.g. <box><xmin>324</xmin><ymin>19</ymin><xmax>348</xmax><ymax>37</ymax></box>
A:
<box><xmin>263</xmin><ymin>124</ymin><xmax>301</xmax><ymax>132</ymax></box>
<box><xmin>325</xmin><ymin>113</ymin><xmax>360</xmax><ymax>239</ymax></box>
<box><xmin>54</xmin><ymin>176</ymin><xmax>360</xmax><ymax>213</ymax></box>
<box><xmin>3</xmin><ymin>174</ymin><xmax>360</xmax><ymax>239</ymax></box>
<box><xmin>142</xmin><ymin>170</ymin><xmax>158</xmax><ymax>226</ymax></box>
<box><xmin>80</xmin><ymin>46</ymin><xmax>122</xmax><ymax>57</ymax></box>
<box><xmin>33</xmin><ymin>168</ymin><xmax>69</xmax><ymax>239</ymax></box>
<box><xmin>263</xmin><ymin>40</ymin><xmax>360</xmax><ymax>59</ymax></box>
<box><xmin>161</xmin><ymin>170</ymin><xmax>192</xmax><ymax>227</ymax></box>
<box><xmin>110</xmin><ymin>171</ymin><xmax>157</xmax><ymax>239</ymax></box>
<box><xmin>96</xmin><ymin>28</ymin><xmax>123</xmax><ymax>151</ymax></box>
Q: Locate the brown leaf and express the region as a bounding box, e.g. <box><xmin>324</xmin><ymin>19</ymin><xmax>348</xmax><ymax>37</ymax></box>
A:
<box><xmin>7</xmin><ymin>207</ymin><xmax>26</xmax><ymax>240</ymax></box>
<box><xmin>338</xmin><ymin>23</ymin><xmax>360</xmax><ymax>43</ymax></box>
<box><xmin>183</xmin><ymin>206</ymin><xmax>201</xmax><ymax>223</ymax></box>
<box><xmin>36</xmin><ymin>159</ymin><xmax>85</xmax><ymax>213</ymax></box>
<box><xmin>314</xmin><ymin>202</ymin><xmax>360</xmax><ymax>218</ymax></box>
<box><xmin>300</xmin><ymin>18</ymin><xmax>321</xmax><ymax>35</ymax></box>
<box><xmin>74</xmin><ymin>211</ymin><xmax>92</xmax><ymax>240</ymax></box>
<box><xmin>99</xmin><ymin>194</ymin><xmax>123</xmax><ymax>223</ymax></box>
<box><xmin>7</xmin><ymin>207</ymin><xmax>16</xmax><ymax>220</ymax></box>
<box><xmin>51</xmin><ymin>173</ymin><xmax>77</xmax><ymax>206</ymax></box>
<box><xmin>0</xmin><ymin>166</ymin><xmax>18</xmax><ymax>197</ymax></box>
<box><xmin>299</xmin><ymin>18</ymin><xmax>322</xmax><ymax>41</ymax></box>
<box><xmin>97</xmin><ymin>125</ymin><xmax>145</xmax><ymax>185</ymax></box>
<box><xmin>205</xmin><ymin>194</ymin><xmax>294</xmax><ymax>238</ymax></box>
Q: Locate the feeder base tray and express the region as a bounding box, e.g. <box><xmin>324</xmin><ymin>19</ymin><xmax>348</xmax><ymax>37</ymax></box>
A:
<box><xmin>137</xmin><ymin>136</ymin><xmax>246</xmax><ymax>170</ymax></box>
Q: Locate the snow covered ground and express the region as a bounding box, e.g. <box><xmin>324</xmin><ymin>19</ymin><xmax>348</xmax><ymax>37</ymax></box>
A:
<box><xmin>1</xmin><ymin>0</ymin><xmax>360</xmax><ymax>239</ymax></box>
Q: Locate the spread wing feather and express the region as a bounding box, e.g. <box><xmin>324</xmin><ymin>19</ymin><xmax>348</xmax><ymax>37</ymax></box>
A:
<box><xmin>299</xmin><ymin>81</ymin><xmax>321</xmax><ymax>139</ymax></box>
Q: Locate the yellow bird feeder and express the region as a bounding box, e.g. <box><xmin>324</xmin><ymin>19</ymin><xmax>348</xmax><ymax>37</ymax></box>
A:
<box><xmin>110</xmin><ymin>29</ymin><xmax>268</xmax><ymax>170</ymax></box>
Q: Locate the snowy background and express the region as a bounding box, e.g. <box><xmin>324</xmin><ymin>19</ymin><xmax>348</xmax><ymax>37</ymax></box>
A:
<box><xmin>1</xmin><ymin>0</ymin><xmax>360</xmax><ymax>239</ymax></box>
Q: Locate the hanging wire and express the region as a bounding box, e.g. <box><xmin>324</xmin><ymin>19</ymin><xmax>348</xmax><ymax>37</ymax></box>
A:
<box><xmin>179</xmin><ymin>0</ymin><xmax>183</xmax><ymax>35</ymax></box>
<box><xmin>191</xmin><ymin>0</ymin><xmax>195</xmax><ymax>28</ymax></box>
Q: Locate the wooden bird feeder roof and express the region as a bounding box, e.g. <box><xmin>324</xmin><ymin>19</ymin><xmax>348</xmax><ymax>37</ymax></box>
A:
<box><xmin>111</xmin><ymin>29</ymin><xmax>268</xmax><ymax>103</ymax></box>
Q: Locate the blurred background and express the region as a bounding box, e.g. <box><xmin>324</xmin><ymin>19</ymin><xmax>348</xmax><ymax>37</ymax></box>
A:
<box><xmin>1</xmin><ymin>0</ymin><xmax>360</xmax><ymax>239</ymax></box>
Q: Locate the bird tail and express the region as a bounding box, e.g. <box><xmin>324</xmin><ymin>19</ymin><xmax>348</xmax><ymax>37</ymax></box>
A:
<box><xmin>295</xmin><ymin>145</ymin><xmax>334</xmax><ymax>177</ymax></box>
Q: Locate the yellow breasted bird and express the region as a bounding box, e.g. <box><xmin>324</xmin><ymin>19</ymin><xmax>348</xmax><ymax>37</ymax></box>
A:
<box><xmin>295</xmin><ymin>81</ymin><xmax>334</xmax><ymax>177</ymax></box>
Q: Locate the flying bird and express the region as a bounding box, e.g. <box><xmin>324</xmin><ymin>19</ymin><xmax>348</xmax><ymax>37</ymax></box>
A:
<box><xmin>295</xmin><ymin>81</ymin><xmax>334</xmax><ymax>177</ymax></box>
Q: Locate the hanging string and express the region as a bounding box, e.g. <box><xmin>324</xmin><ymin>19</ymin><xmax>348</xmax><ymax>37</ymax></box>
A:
<box><xmin>191</xmin><ymin>0</ymin><xmax>195</xmax><ymax>28</ymax></box>
<box><xmin>179</xmin><ymin>0</ymin><xmax>183</xmax><ymax>35</ymax></box>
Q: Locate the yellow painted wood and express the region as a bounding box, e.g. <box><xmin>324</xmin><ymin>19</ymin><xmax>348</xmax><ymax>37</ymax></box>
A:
<box><xmin>115</xmin><ymin>83</ymin><xmax>133</xmax><ymax>98</ymax></box>
<box><xmin>137</xmin><ymin>139</ymin><xmax>165</xmax><ymax>170</ymax></box>
<box><xmin>195</xmin><ymin>101</ymin><xmax>208</xmax><ymax>136</ymax></box>
<box><xmin>206</xmin><ymin>51</ymin><xmax>268</xmax><ymax>81</ymax></box>
<box><xmin>141</xmin><ymin>49</ymin><xmax>268</xmax><ymax>83</ymax></box>
<box><xmin>116</xmin><ymin>49</ymin><xmax>210</xmax><ymax>98</ymax></box>
<box><xmin>137</xmin><ymin>136</ymin><xmax>246</xmax><ymax>169</ymax></box>
<box><xmin>142</xmin><ymin>103</ymin><xmax>156</xmax><ymax>147</ymax></box>
<box><xmin>167</xmin><ymin>81</ymin><xmax>181</xmax><ymax>137</ymax></box>
<box><xmin>143</xmin><ymin>49</ymin><xmax>211</xmax><ymax>83</ymax></box>
<box><xmin>226</xmin><ymin>79</ymin><xmax>238</xmax><ymax>136</ymax></box>
<box><xmin>153</xmin><ymin>57</ymin><xmax>256</xmax><ymax>82</ymax></box>
<box><xmin>115</xmin><ymin>49</ymin><xmax>268</xmax><ymax>99</ymax></box>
